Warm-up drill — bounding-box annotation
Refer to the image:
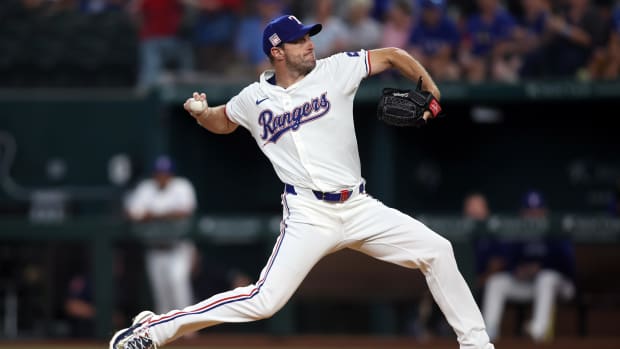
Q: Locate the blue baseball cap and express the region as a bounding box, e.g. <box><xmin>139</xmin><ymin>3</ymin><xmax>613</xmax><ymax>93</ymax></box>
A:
<box><xmin>262</xmin><ymin>15</ymin><xmax>322</xmax><ymax>56</ymax></box>
<box><xmin>522</xmin><ymin>190</ymin><xmax>545</xmax><ymax>209</ymax></box>
<box><xmin>421</xmin><ymin>0</ymin><xmax>445</xmax><ymax>9</ymax></box>
<box><xmin>153</xmin><ymin>155</ymin><xmax>174</xmax><ymax>174</ymax></box>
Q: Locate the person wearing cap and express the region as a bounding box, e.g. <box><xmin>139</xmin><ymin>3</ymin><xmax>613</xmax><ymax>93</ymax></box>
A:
<box><xmin>111</xmin><ymin>14</ymin><xmax>494</xmax><ymax>349</ymax></box>
<box><xmin>235</xmin><ymin>0</ymin><xmax>286</xmax><ymax>75</ymax></box>
<box><xmin>480</xmin><ymin>190</ymin><xmax>575</xmax><ymax>343</ymax></box>
<box><xmin>124</xmin><ymin>155</ymin><xmax>197</xmax><ymax>317</ymax></box>
<box><xmin>407</xmin><ymin>0</ymin><xmax>461</xmax><ymax>80</ymax></box>
<box><xmin>459</xmin><ymin>0</ymin><xmax>520</xmax><ymax>81</ymax></box>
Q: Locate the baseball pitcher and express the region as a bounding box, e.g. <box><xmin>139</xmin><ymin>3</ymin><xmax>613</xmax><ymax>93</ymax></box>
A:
<box><xmin>110</xmin><ymin>14</ymin><xmax>494</xmax><ymax>349</ymax></box>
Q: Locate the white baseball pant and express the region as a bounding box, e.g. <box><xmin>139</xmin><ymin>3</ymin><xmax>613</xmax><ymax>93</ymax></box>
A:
<box><xmin>482</xmin><ymin>269</ymin><xmax>575</xmax><ymax>341</ymax></box>
<box><xmin>144</xmin><ymin>187</ymin><xmax>493</xmax><ymax>349</ymax></box>
<box><xmin>145</xmin><ymin>241</ymin><xmax>195</xmax><ymax>314</ymax></box>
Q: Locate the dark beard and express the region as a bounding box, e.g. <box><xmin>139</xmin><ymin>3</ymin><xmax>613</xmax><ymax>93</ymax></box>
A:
<box><xmin>286</xmin><ymin>57</ymin><xmax>316</xmax><ymax>76</ymax></box>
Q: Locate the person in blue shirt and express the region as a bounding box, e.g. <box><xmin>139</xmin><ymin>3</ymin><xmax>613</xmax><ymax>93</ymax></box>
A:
<box><xmin>459</xmin><ymin>0</ymin><xmax>520</xmax><ymax>81</ymax></box>
<box><xmin>64</xmin><ymin>254</ymin><xmax>130</xmax><ymax>338</ymax></box>
<box><xmin>408</xmin><ymin>0</ymin><xmax>461</xmax><ymax>80</ymax></box>
<box><xmin>528</xmin><ymin>0</ymin><xmax>607</xmax><ymax>78</ymax></box>
<box><xmin>191</xmin><ymin>0</ymin><xmax>239</xmax><ymax>73</ymax></box>
<box><xmin>479</xmin><ymin>191</ymin><xmax>576</xmax><ymax>343</ymax></box>
<box><xmin>235</xmin><ymin>0</ymin><xmax>285</xmax><ymax>76</ymax></box>
<box><xmin>608</xmin><ymin>178</ymin><xmax>620</xmax><ymax>216</ymax></box>
<box><xmin>514</xmin><ymin>0</ymin><xmax>552</xmax><ymax>78</ymax></box>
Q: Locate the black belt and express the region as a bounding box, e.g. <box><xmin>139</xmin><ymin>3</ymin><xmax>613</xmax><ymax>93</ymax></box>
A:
<box><xmin>284</xmin><ymin>183</ymin><xmax>365</xmax><ymax>202</ymax></box>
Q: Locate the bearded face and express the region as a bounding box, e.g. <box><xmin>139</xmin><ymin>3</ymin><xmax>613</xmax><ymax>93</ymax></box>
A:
<box><xmin>281</xmin><ymin>35</ymin><xmax>317</xmax><ymax>75</ymax></box>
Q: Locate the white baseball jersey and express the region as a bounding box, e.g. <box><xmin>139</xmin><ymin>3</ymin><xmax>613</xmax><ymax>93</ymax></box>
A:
<box><xmin>126</xmin><ymin>177</ymin><xmax>197</xmax><ymax>315</ymax></box>
<box><xmin>126</xmin><ymin>177</ymin><xmax>197</xmax><ymax>219</ymax></box>
<box><xmin>226</xmin><ymin>50</ymin><xmax>371</xmax><ymax>192</ymax></box>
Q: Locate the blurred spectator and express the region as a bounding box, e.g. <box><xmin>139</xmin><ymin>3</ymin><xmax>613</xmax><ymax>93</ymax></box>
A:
<box><xmin>480</xmin><ymin>190</ymin><xmax>576</xmax><ymax>343</ymax></box>
<box><xmin>47</xmin><ymin>0</ymin><xmax>78</xmax><ymax>13</ymax></box>
<box><xmin>235</xmin><ymin>0</ymin><xmax>285</xmax><ymax>76</ymax></box>
<box><xmin>125</xmin><ymin>155</ymin><xmax>198</xmax><ymax>314</ymax></box>
<box><xmin>380</xmin><ymin>0</ymin><xmax>415</xmax><ymax>49</ymax></box>
<box><xmin>587</xmin><ymin>2</ymin><xmax>620</xmax><ymax>79</ymax></box>
<box><xmin>519</xmin><ymin>188</ymin><xmax>548</xmax><ymax>217</ymax></box>
<box><xmin>64</xmin><ymin>254</ymin><xmax>129</xmax><ymax>338</ymax></box>
<box><xmin>64</xmin><ymin>273</ymin><xmax>97</xmax><ymax>337</ymax></box>
<box><xmin>78</xmin><ymin>0</ymin><xmax>128</xmax><ymax>13</ymax></box>
<box><xmin>408</xmin><ymin>0</ymin><xmax>461</xmax><ymax>80</ymax></box>
<box><xmin>371</xmin><ymin>0</ymin><xmax>393</xmax><ymax>21</ymax></box>
<box><xmin>514</xmin><ymin>0</ymin><xmax>552</xmax><ymax>78</ymax></box>
<box><xmin>526</xmin><ymin>0</ymin><xmax>607</xmax><ymax>78</ymax></box>
<box><xmin>406</xmin><ymin>191</ymin><xmax>492</xmax><ymax>340</ymax></box>
<box><xmin>405</xmin><ymin>190</ymin><xmax>491</xmax><ymax>339</ymax></box>
<box><xmin>608</xmin><ymin>177</ymin><xmax>620</xmax><ymax>216</ymax></box>
<box><xmin>463</xmin><ymin>191</ymin><xmax>490</xmax><ymax>221</ymax></box>
<box><xmin>464</xmin><ymin>192</ymin><xmax>501</xmax><ymax>294</ymax></box>
<box><xmin>459</xmin><ymin>0</ymin><xmax>520</xmax><ymax>81</ymax></box>
<box><xmin>303</xmin><ymin>0</ymin><xmax>348</xmax><ymax>58</ymax></box>
<box><xmin>130</xmin><ymin>0</ymin><xmax>194</xmax><ymax>92</ymax></box>
<box><xmin>186</xmin><ymin>0</ymin><xmax>241</xmax><ymax>74</ymax></box>
<box><xmin>343</xmin><ymin>0</ymin><xmax>382</xmax><ymax>51</ymax></box>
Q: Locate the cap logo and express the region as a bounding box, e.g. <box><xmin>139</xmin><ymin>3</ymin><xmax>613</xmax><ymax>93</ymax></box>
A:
<box><xmin>269</xmin><ymin>33</ymin><xmax>281</xmax><ymax>47</ymax></box>
<box><xmin>288</xmin><ymin>15</ymin><xmax>301</xmax><ymax>24</ymax></box>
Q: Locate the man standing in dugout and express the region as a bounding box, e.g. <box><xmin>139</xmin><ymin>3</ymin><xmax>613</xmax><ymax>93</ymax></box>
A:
<box><xmin>110</xmin><ymin>14</ymin><xmax>495</xmax><ymax>349</ymax></box>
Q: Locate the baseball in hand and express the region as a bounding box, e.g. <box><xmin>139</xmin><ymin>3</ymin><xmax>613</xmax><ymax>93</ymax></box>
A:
<box><xmin>189</xmin><ymin>99</ymin><xmax>207</xmax><ymax>113</ymax></box>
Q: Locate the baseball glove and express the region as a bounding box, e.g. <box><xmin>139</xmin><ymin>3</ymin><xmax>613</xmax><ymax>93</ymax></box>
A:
<box><xmin>376</xmin><ymin>77</ymin><xmax>442</xmax><ymax>127</ymax></box>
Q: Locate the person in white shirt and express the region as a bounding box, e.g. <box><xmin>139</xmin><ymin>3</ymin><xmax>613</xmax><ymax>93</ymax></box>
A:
<box><xmin>111</xmin><ymin>15</ymin><xmax>494</xmax><ymax>349</ymax></box>
<box><xmin>125</xmin><ymin>155</ymin><xmax>197</xmax><ymax>315</ymax></box>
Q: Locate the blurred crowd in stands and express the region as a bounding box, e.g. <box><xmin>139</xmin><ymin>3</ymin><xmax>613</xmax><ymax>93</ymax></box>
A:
<box><xmin>1</xmin><ymin>0</ymin><xmax>619</xmax><ymax>88</ymax></box>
